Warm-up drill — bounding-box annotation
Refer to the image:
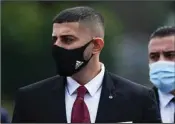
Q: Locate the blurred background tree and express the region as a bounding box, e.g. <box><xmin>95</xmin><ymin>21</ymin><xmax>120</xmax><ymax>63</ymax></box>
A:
<box><xmin>1</xmin><ymin>1</ymin><xmax>175</xmax><ymax>120</ymax></box>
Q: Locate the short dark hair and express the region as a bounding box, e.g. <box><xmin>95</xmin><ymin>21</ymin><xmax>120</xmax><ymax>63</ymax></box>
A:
<box><xmin>53</xmin><ymin>6</ymin><xmax>105</xmax><ymax>38</ymax></box>
<box><xmin>150</xmin><ymin>26</ymin><xmax>175</xmax><ymax>39</ymax></box>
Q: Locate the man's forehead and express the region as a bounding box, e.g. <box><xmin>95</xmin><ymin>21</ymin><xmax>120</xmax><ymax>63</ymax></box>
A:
<box><xmin>148</xmin><ymin>35</ymin><xmax>175</xmax><ymax>52</ymax></box>
<box><xmin>52</xmin><ymin>22</ymin><xmax>92</xmax><ymax>41</ymax></box>
<box><xmin>52</xmin><ymin>22</ymin><xmax>80</xmax><ymax>35</ymax></box>
<box><xmin>150</xmin><ymin>35</ymin><xmax>174</xmax><ymax>45</ymax></box>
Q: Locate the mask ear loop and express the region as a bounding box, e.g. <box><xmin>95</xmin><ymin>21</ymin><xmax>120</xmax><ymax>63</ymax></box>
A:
<box><xmin>86</xmin><ymin>38</ymin><xmax>96</xmax><ymax>61</ymax></box>
<box><xmin>84</xmin><ymin>37</ymin><xmax>102</xmax><ymax>61</ymax></box>
<box><xmin>74</xmin><ymin>39</ymin><xmax>94</xmax><ymax>73</ymax></box>
<box><xmin>87</xmin><ymin>37</ymin><xmax>103</xmax><ymax>60</ymax></box>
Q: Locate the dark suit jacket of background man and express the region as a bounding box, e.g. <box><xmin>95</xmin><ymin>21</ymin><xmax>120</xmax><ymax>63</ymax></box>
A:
<box><xmin>152</xmin><ymin>87</ymin><xmax>162</xmax><ymax>122</ymax></box>
<box><xmin>152</xmin><ymin>87</ymin><xmax>160</xmax><ymax>110</ymax></box>
<box><xmin>12</xmin><ymin>71</ymin><xmax>161</xmax><ymax>123</ymax></box>
<box><xmin>153</xmin><ymin>87</ymin><xmax>160</xmax><ymax>107</ymax></box>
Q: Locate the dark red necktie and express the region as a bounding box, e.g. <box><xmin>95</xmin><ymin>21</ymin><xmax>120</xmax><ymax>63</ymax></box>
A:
<box><xmin>71</xmin><ymin>86</ymin><xmax>91</xmax><ymax>123</ymax></box>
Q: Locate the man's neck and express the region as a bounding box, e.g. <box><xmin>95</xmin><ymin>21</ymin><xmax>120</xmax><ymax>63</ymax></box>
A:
<box><xmin>72</xmin><ymin>60</ymin><xmax>101</xmax><ymax>85</ymax></box>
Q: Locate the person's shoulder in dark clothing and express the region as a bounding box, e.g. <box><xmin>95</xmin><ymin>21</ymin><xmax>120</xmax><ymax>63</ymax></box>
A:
<box><xmin>17</xmin><ymin>75</ymin><xmax>60</xmax><ymax>93</ymax></box>
<box><xmin>109</xmin><ymin>72</ymin><xmax>155</xmax><ymax>97</ymax></box>
<box><xmin>108</xmin><ymin>72</ymin><xmax>161</xmax><ymax>122</ymax></box>
<box><xmin>1</xmin><ymin>108</ymin><xmax>10</xmax><ymax>123</ymax></box>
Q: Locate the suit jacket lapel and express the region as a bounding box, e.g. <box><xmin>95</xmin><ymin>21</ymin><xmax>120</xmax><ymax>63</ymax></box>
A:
<box><xmin>152</xmin><ymin>86</ymin><xmax>160</xmax><ymax>106</ymax></box>
<box><xmin>48</xmin><ymin>72</ymin><xmax>130</xmax><ymax>123</ymax></box>
<box><xmin>95</xmin><ymin>71</ymin><xmax>126</xmax><ymax>123</ymax></box>
<box><xmin>50</xmin><ymin>76</ymin><xmax>67</xmax><ymax>123</ymax></box>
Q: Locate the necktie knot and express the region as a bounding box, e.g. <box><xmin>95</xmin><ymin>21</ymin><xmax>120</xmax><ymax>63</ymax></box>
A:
<box><xmin>77</xmin><ymin>86</ymin><xmax>87</xmax><ymax>98</ymax></box>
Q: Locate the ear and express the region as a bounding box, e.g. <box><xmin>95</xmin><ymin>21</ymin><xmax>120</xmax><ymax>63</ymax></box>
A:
<box><xmin>92</xmin><ymin>37</ymin><xmax>104</xmax><ymax>54</ymax></box>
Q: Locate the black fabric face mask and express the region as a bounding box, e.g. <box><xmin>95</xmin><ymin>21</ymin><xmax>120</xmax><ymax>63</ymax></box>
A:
<box><xmin>52</xmin><ymin>40</ymin><xmax>93</xmax><ymax>76</ymax></box>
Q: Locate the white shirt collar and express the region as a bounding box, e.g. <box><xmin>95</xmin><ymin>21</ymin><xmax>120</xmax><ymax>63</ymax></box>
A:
<box><xmin>158</xmin><ymin>90</ymin><xmax>174</xmax><ymax>108</ymax></box>
<box><xmin>66</xmin><ymin>63</ymin><xmax>105</xmax><ymax>97</ymax></box>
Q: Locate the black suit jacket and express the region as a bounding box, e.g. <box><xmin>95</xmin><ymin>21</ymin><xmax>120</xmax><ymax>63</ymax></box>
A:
<box><xmin>152</xmin><ymin>87</ymin><xmax>160</xmax><ymax>107</ymax></box>
<box><xmin>152</xmin><ymin>87</ymin><xmax>163</xmax><ymax>123</ymax></box>
<box><xmin>12</xmin><ymin>71</ymin><xmax>161</xmax><ymax>123</ymax></box>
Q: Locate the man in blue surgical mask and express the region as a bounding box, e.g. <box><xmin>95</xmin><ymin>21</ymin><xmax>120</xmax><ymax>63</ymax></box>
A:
<box><xmin>149</xmin><ymin>26</ymin><xmax>175</xmax><ymax>123</ymax></box>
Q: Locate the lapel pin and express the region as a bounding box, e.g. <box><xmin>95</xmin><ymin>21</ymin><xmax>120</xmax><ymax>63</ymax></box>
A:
<box><xmin>109</xmin><ymin>95</ymin><xmax>113</xmax><ymax>99</ymax></box>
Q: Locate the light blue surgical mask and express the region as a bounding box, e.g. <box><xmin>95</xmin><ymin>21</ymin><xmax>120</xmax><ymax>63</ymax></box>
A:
<box><xmin>149</xmin><ymin>61</ymin><xmax>175</xmax><ymax>93</ymax></box>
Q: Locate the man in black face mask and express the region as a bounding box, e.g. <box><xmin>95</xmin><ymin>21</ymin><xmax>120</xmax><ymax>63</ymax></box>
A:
<box><xmin>12</xmin><ymin>6</ymin><xmax>161</xmax><ymax>123</ymax></box>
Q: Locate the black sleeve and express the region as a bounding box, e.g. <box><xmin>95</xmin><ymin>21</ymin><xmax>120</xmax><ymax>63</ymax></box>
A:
<box><xmin>12</xmin><ymin>89</ymin><xmax>27</xmax><ymax>123</ymax></box>
<box><xmin>142</xmin><ymin>89</ymin><xmax>162</xmax><ymax>123</ymax></box>
<box><xmin>1</xmin><ymin>108</ymin><xmax>10</xmax><ymax>123</ymax></box>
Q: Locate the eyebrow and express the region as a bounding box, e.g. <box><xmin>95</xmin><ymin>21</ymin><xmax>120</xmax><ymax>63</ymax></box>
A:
<box><xmin>60</xmin><ymin>34</ymin><xmax>75</xmax><ymax>37</ymax></box>
<box><xmin>60</xmin><ymin>34</ymin><xmax>78</xmax><ymax>39</ymax></box>
<box><xmin>149</xmin><ymin>51</ymin><xmax>175</xmax><ymax>54</ymax></box>
<box><xmin>149</xmin><ymin>52</ymin><xmax>159</xmax><ymax>55</ymax></box>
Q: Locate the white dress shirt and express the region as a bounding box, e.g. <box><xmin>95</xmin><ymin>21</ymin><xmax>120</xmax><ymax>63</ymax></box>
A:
<box><xmin>65</xmin><ymin>63</ymin><xmax>105</xmax><ymax>123</ymax></box>
<box><xmin>158</xmin><ymin>90</ymin><xmax>175</xmax><ymax>123</ymax></box>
